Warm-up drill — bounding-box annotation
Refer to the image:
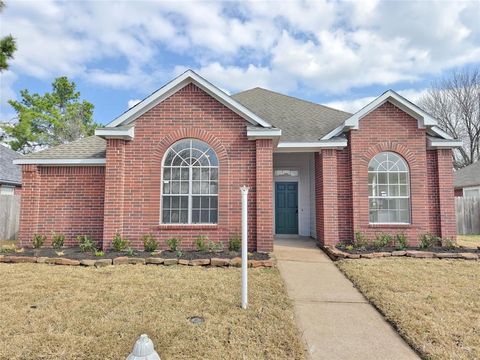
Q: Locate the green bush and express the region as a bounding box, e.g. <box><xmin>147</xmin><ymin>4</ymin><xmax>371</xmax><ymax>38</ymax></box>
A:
<box><xmin>95</xmin><ymin>250</ymin><xmax>105</xmax><ymax>257</ymax></box>
<box><xmin>442</xmin><ymin>237</ymin><xmax>457</xmax><ymax>249</ymax></box>
<box><xmin>32</xmin><ymin>234</ymin><xmax>46</xmax><ymax>249</ymax></box>
<box><xmin>419</xmin><ymin>233</ymin><xmax>441</xmax><ymax>249</ymax></box>
<box><xmin>229</xmin><ymin>235</ymin><xmax>241</xmax><ymax>252</ymax></box>
<box><xmin>77</xmin><ymin>235</ymin><xmax>97</xmax><ymax>252</ymax></box>
<box><xmin>208</xmin><ymin>240</ymin><xmax>224</xmax><ymax>252</ymax></box>
<box><xmin>51</xmin><ymin>232</ymin><xmax>65</xmax><ymax>249</ymax></box>
<box><xmin>373</xmin><ymin>233</ymin><xmax>393</xmax><ymax>248</ymax></box>
<box><xmin>166</xmin><ymin>237</ymin><xmax>180</xmax><ymax>252</ymax></box>
<box><xmin>345</xmin><ymin>244</ymin><xmax>354</xmax><ymax>251</ymax></box>
<box><xmin>394</xmin><ymin>233</ymin><xmax>408</xmax><ymax>250</ymax></box>
<box><xmin>353</xmin><ymin>231</ymin><xmax>368</xmax><ymax>249</ymax></box>
<box><xmin>112</xmin><ymin>233</ymin><xmax>129</xmax><ymax>252</ymax></box>
<box><xmin>142</xmin><ymin>234</ymin><xmax>158</xmax><ymax>252</ymax></box>
<box><xmin>125</xmin><ymin>247</ymin><xmax>135</xmax><ymax>257</ymax></box>
<box><xmin>195</xmin><ymin>235</ymin><xmax>208</xmax><ymax>251</ymax></box>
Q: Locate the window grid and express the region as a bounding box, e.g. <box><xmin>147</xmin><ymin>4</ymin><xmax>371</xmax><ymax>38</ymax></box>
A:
<box><xmin>162</xmin><ymin>139</ymin><xmax>218</xmax><ymax>224</ymax></box>
<box><xmin>368</xmin><ymin>152</ymin><xmax>410</xmax><ymax>224</ymax></box>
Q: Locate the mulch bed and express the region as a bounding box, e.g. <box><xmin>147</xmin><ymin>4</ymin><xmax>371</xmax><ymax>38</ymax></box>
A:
<box><xmin>1</xmin><ymin>247</ymin><xmax>270</xmax><ymax>261</ymax></box>
<box><xmin>336</xmin><ymin>245</ymin><xmax>479</xmax><ymax>254</ymax></box>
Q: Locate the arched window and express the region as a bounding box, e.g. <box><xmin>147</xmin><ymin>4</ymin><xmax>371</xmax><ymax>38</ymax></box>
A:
<box><xmin>368</xmin><ymin>152</ymin><xmax>410</xmax><ymax>224</ymax></box>
<box><xmin>162</xmin><ymin>139</ymin><xmax>218</xmax><ymax>224</ymax></box>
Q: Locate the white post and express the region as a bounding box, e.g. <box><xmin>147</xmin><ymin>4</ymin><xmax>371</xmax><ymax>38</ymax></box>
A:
<box><xmin>240</xmin><ymin>185</ymin><xmax>249</xmax><ymax>309</ymax></box>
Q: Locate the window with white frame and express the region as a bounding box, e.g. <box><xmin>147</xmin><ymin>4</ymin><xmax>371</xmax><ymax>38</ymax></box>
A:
<box><xmin>464</xmin><ymin>187</ymin><xmax>480</xmax><ymax>198</ymax></box>
<box><xmin>0</xmin><ymin>186</ymin><xmax>15</xmax><ymax>195</ymax></box>
<box><xmin>368</xmin><ymin>152</ymin><xmax>410</xmax><ymax>224</ymax></box>
<box><xmin>161</xmin><ymin>139</ymin><xmax>218</xmax><ymax>224</ymax></box>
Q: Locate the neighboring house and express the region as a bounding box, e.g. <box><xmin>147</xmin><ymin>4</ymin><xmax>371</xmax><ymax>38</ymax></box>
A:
<box><xmin>0</xmin><ymin>145</ymin><xmax>22</xmax><ymax>195</ymax></box>
<box><xmin>454</xmin><ymin>161</ymin><xmax>480</xmax><ymax>197</ymax></box>
<box><xmin>14</xmin><ymin>70</ymin><xmax>462</xmax><ymax>250</ymax></box>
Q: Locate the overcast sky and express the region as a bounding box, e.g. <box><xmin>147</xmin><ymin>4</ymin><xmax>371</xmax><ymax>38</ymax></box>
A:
<box><xmin>1</xmin><ymin>0</ymin><xmax>479</xmax><ymax>125</ymax></box>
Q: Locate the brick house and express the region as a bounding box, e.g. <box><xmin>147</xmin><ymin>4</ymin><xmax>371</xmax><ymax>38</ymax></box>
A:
<box><xmin>14</xmin><ymin>70</ymin><xmax>462</xmax><ymax>251</ymax></box>
<box><xmin>454</xmin><ymin>160</ymin><xmax>480</xmax><ymax>197</ymax></box>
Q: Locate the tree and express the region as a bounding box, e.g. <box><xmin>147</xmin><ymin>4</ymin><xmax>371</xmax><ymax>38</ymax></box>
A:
<box><xmin>1</xmin><ymin>76</ymin><xmax>98</xmax><ymax>154</ymax></box>
<box><xmin>0</xmin><ymin>1</ymin><xmax>17</xmax><ymax>71</ymax></box>
<box><xmin>419</xmin><ymin>67</ymin><xmax>480</xmax><ymax>169</ymax></box>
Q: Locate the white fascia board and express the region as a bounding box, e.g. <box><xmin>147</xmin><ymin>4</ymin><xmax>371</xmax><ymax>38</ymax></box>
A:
<box><xmin>246</xmin><ymin>127</ymin><xmax>282</xmax><ymax>139</ymax></box>
<box><xmin>428</xmin><ymin>126</ymin><xmax>453</xmax><ymax>140</ymax></box>
<box><xmin>275</xmin><ymin>140</ymin><xmax>347</xmax><ymax>153</ymax></box>
<box><xmin>13</xmin><ymin>158</ymin><xmax>106</xmax><ymax>165</ymax></box>
<box><xmin>106</xmin><ymin>70</ymin><xmax>273</xmax><ymax>129</ymax></box>
<box><xmin>95</xmin><ymin>126</ymin><xmax>135</xmax><ymax>140</ymax></box>
<box><xmin>427</xmin><ymin>138</ymin><xmax>463</xmax><ymax>149</ymax></box>
<box><xmin>344</xmin><ymin>90</ymin><xmax>438</xmax><ymax>130</ymax></box>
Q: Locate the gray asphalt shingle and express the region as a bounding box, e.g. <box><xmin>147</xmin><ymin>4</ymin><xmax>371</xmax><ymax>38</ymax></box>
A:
<box><xmin>232</xmin><ymin>87</ymin><xmax>351</xmax><ymax>141</ymax></box>
<box><xmin>0</xmin><ymin>145</ymin><xmax>22</xmax><ymax>185</ymax></box>
<box><xmin>20</xmin><ymin>136</ymin><xmax>106</xmax><ymax>160</ymax></box>
<box><xmin>454</xmin><ymin>161</ymin><xmax>480</xmax><ymax>189</ymax></box>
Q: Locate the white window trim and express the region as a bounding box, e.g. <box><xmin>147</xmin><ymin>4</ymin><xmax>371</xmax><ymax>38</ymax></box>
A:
<box><xmin>463</xmin><ymin>186</ymin><xmax>480</xmax><ymax>197</ymax></box>
<box><xmin>368</xmin><ymin>152</ymin><xmax>411</xmax><ymax>225</ymax></box>
<box><xmin>160</xmin><ymin>139</ymin><xmax>219</xmax><ymax>225</ymax></box>
<box><xmin>0</xmin><ymin>185</ymin><xmax>15</xmax><ymax>195</ymax></box>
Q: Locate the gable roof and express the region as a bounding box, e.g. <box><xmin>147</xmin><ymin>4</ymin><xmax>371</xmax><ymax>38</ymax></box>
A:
<box><xmin>0</xmin><ymin>145</ymin><xmax>22</xmax><ymax>185</ymax></box>
<box><xmin>106</xmin><ymin>70</ymin><xmax>274</xmax><ymax>129</ymax></box>
<box><xmin>321</xmin><ymin>90</ymin><xmax>460</xmax><ymax>145</ymax></box>
<box><xmin>14</xmin><ymin>136</ymin><xmax>106</xmax><ymax>165</ymax></box>
<box><xmin>454</xmin><ymin>161</ymin><xmax>480</xmax><ymax>189</ymax></box>
<box><xmin>232</xmin><ymin>87</ymin><xmax>351</xmax><ymax>142</ymax></box>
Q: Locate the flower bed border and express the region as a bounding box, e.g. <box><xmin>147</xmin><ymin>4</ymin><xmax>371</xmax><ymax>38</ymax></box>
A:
<box><xmin>0</xmin><ymin>255</ymin><xmax>276</xmax><ymax>268</ymax></box>
<box><xmin>323</xmin><ymin>246</ymin><xmax>479</xmax><ymax>261</ymax></box>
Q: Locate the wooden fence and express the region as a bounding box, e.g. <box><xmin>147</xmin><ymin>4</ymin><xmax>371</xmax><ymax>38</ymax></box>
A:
<box><xmin>0</xmin><ymin>195</ymin><xmax>21</xmax><ymax>241</ymax></box>
<box><xmin>456</xmin><ymin>197</ymin><xmax>480</xmax><ymax>235</ymax></box>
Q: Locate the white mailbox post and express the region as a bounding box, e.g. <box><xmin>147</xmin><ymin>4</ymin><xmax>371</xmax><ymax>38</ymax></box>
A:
<box><xmin>240</xmin><ymin>185</ymin><xmax>249</xmax><ymax>309</ymax></box>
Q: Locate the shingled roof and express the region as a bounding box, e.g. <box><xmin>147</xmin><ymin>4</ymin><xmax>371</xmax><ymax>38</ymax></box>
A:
<box><xmin>0</xmin><ymin>145</ymin><xmax>22</xmax><ymax>185</ymax></box>
<box><xmin>454</xmin><ymin>160</ymin><xmax>480</xmax><ymax>189</ymax></box>
<box><xmin>20</xmin><ymin>136</ymin><xmax>106</xmax><ymax>160</ymax></box>
<box><xmin>232</xmin><ymin>87</ymin><xmax>351</xmax><ymax>142</ymax></box>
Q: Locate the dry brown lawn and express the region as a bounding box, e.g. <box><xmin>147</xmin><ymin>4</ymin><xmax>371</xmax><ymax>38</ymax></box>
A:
<box><xmin>0</xmin><ymin>263</ymin><xmax>305</xmax><ymax>360</ymax></box>
<box><xmin>337</xmin><ymin>258</ymin><xmax>480</xmax><ymax>360</ymax></box>
<box><xmin>457</xmin><ymin>235</ymin><xmax>480</xmax><ymax>248</ymax></box>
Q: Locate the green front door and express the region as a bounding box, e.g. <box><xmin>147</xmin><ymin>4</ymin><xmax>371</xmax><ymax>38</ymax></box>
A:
<box><xmin>275</xmin><ymin>182</ymin><xmax>298</xmax><ymax>234</ymax></box>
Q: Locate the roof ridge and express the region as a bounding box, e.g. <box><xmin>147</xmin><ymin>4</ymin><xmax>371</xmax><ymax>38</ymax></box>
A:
<box><xmin>233</xmin><ymin>87</ymin><xmax>352</xmax><ymax>116</ymax></box>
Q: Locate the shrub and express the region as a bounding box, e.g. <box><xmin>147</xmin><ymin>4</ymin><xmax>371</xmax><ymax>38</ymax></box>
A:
<box><xmin>208</xmin><ymin>240</ymin><xmax>224</xmax><ymax>252</ymax></box>
<box><xmin>345</xmin><ymin>244</ymin><xmax>354</xmax><ymax>251</ymax></box>
<box><xmin>95</xmin><ymin>250</ymin><xmax>105</xmax><ymax>257</ymax></box>
<box><xmin>32</xmin><ymin>234</ymin><xmax>46</xmax><ymax>249</ymax></box>
<box><xmin>77</xmin><ymin>235</ymin><xmax>97</xmax><ymax>252</ymax></box>
<box><xmin>125</xmin><ymin>247</ymin><xmax>135</xmax><ymax>257</ymax></box>
<box><xmin>166</xmin><ymin>237</ymin><xmax>180</xmax><ymax>252</ymax></box>
<box><xmin>394</xmin><ymin>233</ymin><xmax>408</xmax><ymax>250</ymax></box>
<box><xmin>51</xmin><ymin>232</ymin><xmax>65</xmax><ymax>249</ymax></box>
<box><xmin>373</xmin><ymin>233</ymin><xmax>393</xmax><ymax>248</ymax></box>
<box><xmin>353</xmin><ymin>231</ymin><xmax>368</xmax><ymax>249</ymax></box>
<box><xmin>442</xmin><ymin>237</ymin><xmax>457</xmax><ymax>249</ymax></box>
<box><xmin>228</xmin><ymin>235</ymin><xmax>241</xmax><ymax>252</ymax></box>
<box><xmin>419</xmin><ymin>233</ymin><xmax>441</xmax><ymax>249</ymax></box>
<box><xmin>112</xmin><ymin>233</ymin><xmax>129</xmax><ymax>252</ymax></box>
<box><xmin>142</xmin><ymin>234</ymin><xmax>158</xmax><ymax>252</ymax></box>
<box><xmin>195</xmin><ymin>235</ymin><xmax>208</xmax><ymax>251</ymax></box>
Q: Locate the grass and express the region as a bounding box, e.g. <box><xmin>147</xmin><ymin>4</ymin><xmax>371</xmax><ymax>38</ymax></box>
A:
<box><xmin>0</xmin><ymin>264</ymin><xmax>305</xmax><ymax>360</ymax></box>
<box><xmin>457</xmin><ymin>235</ymin><xmax>480</xmax><ymax>248</ymax></box>
<box><xmin>337</xmin><ymin>258</ymin><xmax>480</xmax><ymax>360</ymax></box>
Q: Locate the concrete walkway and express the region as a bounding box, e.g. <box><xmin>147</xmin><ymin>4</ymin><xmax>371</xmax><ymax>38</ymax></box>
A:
<box><xmin>275</xmin><ymin>237</ymin><xmax>419</xmax><ymax>360</ymax></box>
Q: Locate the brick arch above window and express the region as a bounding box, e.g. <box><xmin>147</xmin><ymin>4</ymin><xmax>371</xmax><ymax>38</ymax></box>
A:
<box><xmin>359</xmin><ymin>141</ymin><xmax>418</xmax><ymax>170</ymax></box>
<box><xmin>152</xmin><ymin>128</ymin><xmax>229</xmax><ymax>167</ymax></box>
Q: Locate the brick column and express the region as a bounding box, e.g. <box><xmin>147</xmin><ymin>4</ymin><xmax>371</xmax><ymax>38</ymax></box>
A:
<box><xmin>315</xmin><ymin>150</ymin><xmax>339</xmax><ymax>246</ymax></box>
<box><xmin>18</xmin><ymin>165</ymin><xmax>40</xmax><ymax>247</ymax></box>
<box><xmin>255</xmin><ymin>139</ymin><xmax>273</xmax><ymax>252</ymax></box>
<box><xmin>102</xmin><ymin>139</ymin><xmax>126</xmax><ymax>250</ymax></box>
<box><xmin>436</xmin><ymin>149</ymin><xmax>456</xmax><ymax>239</ymax></box>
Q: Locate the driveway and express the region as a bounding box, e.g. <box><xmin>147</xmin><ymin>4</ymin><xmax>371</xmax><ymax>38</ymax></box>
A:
<box><xmin>275</xmin><ymin>237</ymin><xmax>419</xmax><ymax>360</ymax></box>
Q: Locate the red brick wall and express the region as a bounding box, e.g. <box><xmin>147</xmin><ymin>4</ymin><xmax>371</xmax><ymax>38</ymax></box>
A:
<box><xmin>337</xmin><ymin>147</ymin><xmax>353</xmax><ymax>242</ymax></box>
<box><xmin>112</xmin><ymin>83</ymin><xmax>265</xmax><ymax>251</ymax></box>
<box><xmin>18</xmin><ymin>166</ymin><xmax>105</xmax><ymax>247</ymax></box>
<box><xmin>342</xmin><ymin>101</ymin><xmax>454</xmax><ymax>246</ymax></box>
